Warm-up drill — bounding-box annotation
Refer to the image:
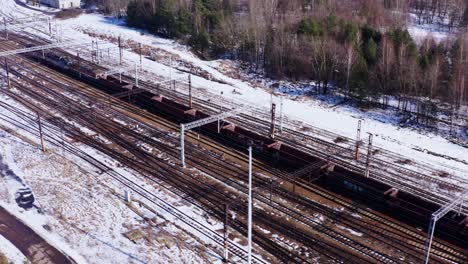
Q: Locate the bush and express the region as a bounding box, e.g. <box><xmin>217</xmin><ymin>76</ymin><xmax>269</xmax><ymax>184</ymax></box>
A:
<box><xmin>298</xmin><ymin>19</ymin><xmax>323</xmax><ymax>36</ymax></box>
<box><xmin>190</xmin><ymin>31</ymin><xmax>210</xmax><ymax>54</ymax></box>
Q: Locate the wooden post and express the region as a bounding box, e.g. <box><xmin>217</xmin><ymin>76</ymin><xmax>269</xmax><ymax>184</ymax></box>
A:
<box><xmin>37</xmin><ymin>113</ymin><xmax>46</xmax><ymax>152</ymax></box>
<box><xmin>188</xmin><ymin>75</ymin><xmax>192</xmax><ymax>108</ymax></box>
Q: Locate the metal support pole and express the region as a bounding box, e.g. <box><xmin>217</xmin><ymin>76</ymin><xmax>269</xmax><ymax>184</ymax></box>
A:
<box><xmin>223</xmin><ymin>203</ymin><xmax>229</xmax><ymax>262</ymax></box>
<box><xmin>48</xmin><ymin>18</ymin><xmax>52</xmax><ymax>36</ymax></box>
<box><xmin>217</xmin><ymin>118</ymin><xmax>221</xmax><ymax>133</ymax></box>
<box><xmin>269</xmin><ymin>178</ymin><xmax>273</xmax><ymax>204</ymax></box>
<box><xmin>354</xmin><ymin>120</ymin><xmax>362</xmax><ymax>160</ymax></box>
<box><xmin>279</xmin><ymin>97</ymin><xmax>283</xmax><ymax>134</ymax></box>
<box><xmin>3</xmin><ymin>18</ymin><xmax>7</xmax><ymax>40</ymax></box>
<box><xmin>138</xmin><ymin>43</ymin><xmax>142</xmax><ymax>66</ymax></box>
<box><xmin>188</xmin><ymin>74</ymin><xmax>192</xmax><ymax>108</ymax></box>
<box><xmin>134</xmin><ymin>64</ymin><xmax>139</xmax><ymax>87</ymax></box>
<box><xmin>423</xmin><ymin>190</ymin><xmax>468</xmax><ymax>263</ymax></box>
<box><xmin>42</xmin><ymin>49</ymin><xmax>45</xmax><ymax>59</ymax></box>
<box><xmin>270</xmin><ymin>103</ymin><xmax>276</xmax><ymax>139</ymax></box>
<box><xmin>365</xmin><ymin>133</ymin><xmax>373</xmax><ymax>178</ymax></box>
<box><xmin>181</xmin><ymin>124</ymin><xmax>185</xmax><ymax>168</ymax></box>
<box><xmin>96</xmin><ymin>41</ymin><xmax>100</xmax><ymax>61</ymax></box>
<box><xmin>118</xmin><ymin>36</ymin><xmax>122</xmax><ymax>65</ymax></box>
<box><xmin>91</xmin><ymin>40</ymin><xmax>95</xmax><ymax>62</ymax></box>
<box><xmin>423</xmin><ymin>217</ymin><xmax>436</xmax><ymax>264</ymax></box>
<box><xmin>124</xmin><ymin>190</ymin><xmax>132</xmax><ymax>203</ymax></box>
<box><xmin>77</xmin><ymin>53</ymin><xmax>81</xmax><ymax>78</ymax></box>
<box><xmin>37</xmin><ymin>113</ymin><xmax>46</xmax><ymax>152</ymax></box>
<box><xmin>169</xmin><ymin>56</ymin><xmax>172</xmax><ymax>80</ymax></box>
<box><xmin>5</xmin><ymin>58</ymin><xmax>11</xmax><ymax>89</ymax></box>
<box><xmin>247</xmin><ymin>146</ymin><xmax>253</xmax><ymax>264</ymax></box>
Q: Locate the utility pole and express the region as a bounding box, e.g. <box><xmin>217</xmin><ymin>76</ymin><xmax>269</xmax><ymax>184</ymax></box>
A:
<box><xmin>3</xmin><ymin>18</ymin><xmax>7</xmax><ymax>40</ymax></box>
<box><xmin>77</xmin><ymin>53</ymin><xmax>81</xmax><ymax>78</ymax></box>
<box><xmin>96</xmin><ymin>40</ymin><xmax>100</xmax><ymax>62</ymax></box>
<box><xmin>247</xmin><ymin>146</ymin><xmax>253</xmax><ymax>264</ymax></box>
<box><xmin>134</xmin><ymin>64</ymin><xmax>139</xmax><ymax>87</ymax></box>
<box><xmin>118</xmin><ymin>36</ymin><xmax>122</xmax><ymax>65</ymax></box>
<box><xmin>269</xmin><ymin>178</ymin><xmax>274</xmax><ymax>204</ymax></box>
<box><xmin>354</xmin><ymin>120</ymin><xmax>362</xmax><ymax>160</ymax></box>
<box><xmin>188</xmin><ymin>75</ymin><xmax>192</xmax><ymax>108</ymax></box>
<box><xmin>37</xmin><ymin>113</ymin><xmax>46</xmax><ymax>152</ymax></box>
<box><xmin>5</xmin><ymin>58</ymin><xmax>11</xmax><ymax>89</ymax></box>
<box><xmin>48</xmin><ymin>17</ymin><xmax>52</xmax><ymax>36</ymax></box>
<box><xmin>138</xmin><ymin>43</ymin><xmax>142</xmax><ymax>66</ymax></box>
<box><xmin>270</xmin><ymin>103</ymin><xmax>276</xmax><ymax>139</ymax></box>
<box><xmin>279</xmin><ymin>97</ymin><xmax>283</xmax><ymax>134</ymax></box>
<box><xmin>180</xmin><ymin>124</ymin><xmax>185</xmax><ymax>168</ymax></box>
<box><xmin>365</xmin><ymin>133</ymin><xmax>373</xmax><ymax>178</ymax></box>
<box><xmin>223</xmin><ymin>203</ymin><xmax>230</xmax><ymax>262</ymax></box>
<box><xmin>169</xmin><ymin>56</ymin><xmax>173</xmax><ymax>81</ymax></box>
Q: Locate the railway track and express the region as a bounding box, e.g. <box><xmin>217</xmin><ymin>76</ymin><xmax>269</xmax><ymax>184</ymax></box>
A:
<box><xmin>0</xmin><ymin>30</ymin><xmax>468</xmax><ymax>261</ymax></box>
<box><xmin>0</xmin><ymin>54</ymin><xmax>372</xmax><ymax>263</ymax></box>
<box><xmin>0</xmin><ymin>100</ymin><xmax>269</xmax><ymax>264</ymax></box>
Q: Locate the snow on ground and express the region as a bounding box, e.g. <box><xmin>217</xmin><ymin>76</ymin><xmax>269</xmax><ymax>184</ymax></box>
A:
<box><xmin>0</xmin><ymin>234</ymin><xmax>27</xmax><ymax>263</ymax></box>
<box><xmin>0</xmin><ymin>1</ymin><xmax>467</xmax><ymax>261</ymax></box>
<box><xmin>3</xmin><ymin>0</ymin><xmax>467</xmax><ymax>182</ymax></box>
<box><xmin>0</xmin><ymin>108</ymin><xmax>221</xmax><ymax>263</ymax></box>
<box><xmin>0</xmin><ymin>86</ymin><xmax>226</xmax><ymax>263</ymax></box>
<box><xmin>406</xmin><ymin>12</ymin><xmax>457</xmax><ymax>43</ymax></box>
<box><xmin>46</xmin><ymin>11</ymin><xmax>468</xmax><ymax>184</ymax></box>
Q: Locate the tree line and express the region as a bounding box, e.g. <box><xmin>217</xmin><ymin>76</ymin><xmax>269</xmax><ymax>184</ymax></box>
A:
<box><xmin>85</xmin><ymin>0</ymin><xmax>467</xmax><ymax>113</ymax></box>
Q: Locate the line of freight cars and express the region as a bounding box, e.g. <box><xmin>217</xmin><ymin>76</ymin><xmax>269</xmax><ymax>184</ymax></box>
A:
<box><xmin>22</xmin><ymin>47</ymin><xmax>468</xmax><ymax>247</ymax></box>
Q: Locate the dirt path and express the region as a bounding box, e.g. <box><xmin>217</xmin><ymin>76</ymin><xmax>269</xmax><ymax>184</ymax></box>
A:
<box><xmin>0</xmin><ymin>206</ymin><xmax>75</xmax><ymax>264</ymax></box>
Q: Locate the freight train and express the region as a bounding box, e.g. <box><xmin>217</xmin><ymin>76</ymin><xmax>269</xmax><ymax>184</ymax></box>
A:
<box><xmin>22</xmin><ymin>47</ymin><xmax>468</xmax><ymax>247</ymax></box>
